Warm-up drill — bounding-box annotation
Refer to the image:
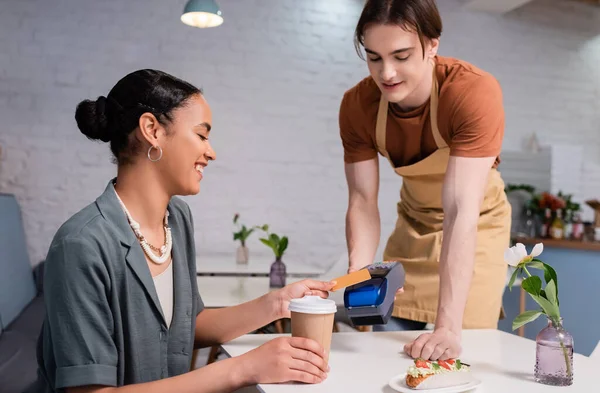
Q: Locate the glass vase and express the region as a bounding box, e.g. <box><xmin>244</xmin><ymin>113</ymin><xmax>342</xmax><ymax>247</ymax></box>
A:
<box><xmin>535</xmin><ymin>318</ymin><xmax>573</xmax><ymax>386</ymax></box>
<box><xmin>236</xmin><ymin>245</ymin><xmax>249</xmax><ymax>264</ymax></box>
<box><xmin>269</xmin><ymin>257</ymin><xmax>286</xmax><ymax>288</ymax></box>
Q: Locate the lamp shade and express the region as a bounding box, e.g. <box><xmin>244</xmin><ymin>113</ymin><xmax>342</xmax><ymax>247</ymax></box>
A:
<box><xmin>181</xmin><ymin>0</ymin><xmax>223</xmax><ymax>28</ymax></box>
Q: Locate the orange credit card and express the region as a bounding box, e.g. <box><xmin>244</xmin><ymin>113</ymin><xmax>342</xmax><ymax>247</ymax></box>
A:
<box><xmin>331</xmin><ymin>269</ymin><xmax>372</xmax><ymax>292</ymax></box>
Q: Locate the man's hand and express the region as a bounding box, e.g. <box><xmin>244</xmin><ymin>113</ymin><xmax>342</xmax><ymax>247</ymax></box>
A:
<box><xmin>404</xmin><ymin>327</ymin><xmax>461</xmax><ymax>360</ymax></box>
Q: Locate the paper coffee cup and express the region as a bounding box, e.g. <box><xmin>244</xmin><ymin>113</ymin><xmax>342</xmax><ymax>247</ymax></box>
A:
<box><xmin>288</xmin><ymin>296</ymin><xmax>337</xmax><ymax>365</ymax></box>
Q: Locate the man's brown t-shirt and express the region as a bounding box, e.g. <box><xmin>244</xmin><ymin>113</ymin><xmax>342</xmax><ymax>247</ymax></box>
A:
<box><xmin>339</xmin><ymin>56</ymin><xmax>504</xmax><ymax>168</ymax></box>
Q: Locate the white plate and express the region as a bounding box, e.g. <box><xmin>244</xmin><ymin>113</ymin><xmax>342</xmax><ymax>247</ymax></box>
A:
<box><xmin>388</xmin><ymin>373</ymin><xmax>482</xmax><ymax>393</ymax></box>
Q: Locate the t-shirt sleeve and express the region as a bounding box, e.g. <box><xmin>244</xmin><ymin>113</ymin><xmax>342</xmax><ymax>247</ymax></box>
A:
<box><xmin>449</xmin><ymin>74</ymin><xmax>505</xmax><ymax>158</ymax></box>
<box><xmin>339</xmin><ymin>91</ymin><xmax>378</xmax><ymax>164</ymax></box>
<box><xmin>44</xmin><ymin>237</ymin><xmax>118</xmax><ymax>389</ymax></box>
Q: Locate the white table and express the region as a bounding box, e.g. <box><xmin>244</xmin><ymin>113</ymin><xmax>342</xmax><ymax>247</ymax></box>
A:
<box><xmin>196</xmin><ymin>276</ymin><xmax>345</xmax><ymax>309</ymax></box>
<box><xmin>223</xmin><ymin>330</ymin><xmax>594</xmax><ymax>392</ymax></box>
<box><xmin>196</xmin><ymin>253</ymin><xmax>326</xmax><ymax>277</ymax></box>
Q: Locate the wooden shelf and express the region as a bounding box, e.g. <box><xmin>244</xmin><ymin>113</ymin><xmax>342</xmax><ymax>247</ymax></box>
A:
<box><xmin>513</xmin><ymin>237</ymin><xmax>600</xmax><ymax>252</ymax></box>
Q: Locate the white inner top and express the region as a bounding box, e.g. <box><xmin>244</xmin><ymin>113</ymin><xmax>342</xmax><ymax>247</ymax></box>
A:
<box><xmin>153</xmin><ymin>261</ymin><xmax>174</xmax><ymax>328</ymax></box>
<box><xmin>288</xmin><ymin>295</ymin><xmax>337</xmax><ymax>314</ymax></box>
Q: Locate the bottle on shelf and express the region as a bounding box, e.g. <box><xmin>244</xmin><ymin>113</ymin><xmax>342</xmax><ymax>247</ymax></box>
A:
<box><xmin>564</xmin><ymin>209</ymin><xmax>573</xmax><ymax>240</ymax></box>
<box><xmin>572</xmin><ymin>213</ymin><xmax>584</xmax><ymax>241</ymax></box>
<box><xmin>524</xmin><ymin>209</ymin><xmax>536</xmax><ymax>238</ymax></box>
<box><xmin>540</xmin><ymin>208</ymin><xmax>552</xmax><ymax>239</ymax></box>
<box><xmin>549</xmin><ymin>209</ymin><xmax>565</xmax><ymax>240</ymax></box>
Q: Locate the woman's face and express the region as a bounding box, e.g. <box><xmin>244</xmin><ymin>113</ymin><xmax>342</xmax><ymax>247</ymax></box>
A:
<box><xmin>157</xmin><ymin>94</ymin><xmax>216</xmax><ymax>196</ymax></box>
<box><xmin>363</xmin><ymin>24</ymin><xmax>437</xmax><ymax>105</ymax></box>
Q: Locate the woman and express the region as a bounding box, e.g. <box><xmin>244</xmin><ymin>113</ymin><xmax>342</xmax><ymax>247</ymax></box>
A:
<box><xmin>36</xmin><ymin>69</ymin><xmax>333</xmax><ymax>392</ymax></box>
<box><xmin>340</xmin><ymin>0</ymin><xmax>511</xmax><ymax>360</ymax></box>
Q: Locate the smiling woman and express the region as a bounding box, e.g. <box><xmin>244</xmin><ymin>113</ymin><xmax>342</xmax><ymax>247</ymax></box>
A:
<box><xmin>339</xmin><ymin>0</ymin><xmax>512</xmax><ymax>362</ymax></box>
<box><xmin>34</xmin><ymin>69</ymin><xmax>337</xmax><ymax>393</ymax></box>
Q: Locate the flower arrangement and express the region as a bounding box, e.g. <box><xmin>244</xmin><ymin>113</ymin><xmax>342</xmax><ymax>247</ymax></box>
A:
<box><xmin>256</xmin><ymin>224</ymin><xmax>289</xmax><ymax>260</ymax></box>
<box><xmin>505</xmin><ymin>184</ymin><xmax>580</xmax><ymax>218</ymax></box>
<box><xmin>504</xmin><ymin>242</ymin><xmax>572</xmax><ymax>381</ymax></box>
<box><xmin>528</xmin><ymin>191</ymin><xmax>580</xmax><ymax>218</ymax></box>
<box><xmin>233</xmin><ymin>213</ymin><xmax>254</xmax><ymax>247</ymax></box>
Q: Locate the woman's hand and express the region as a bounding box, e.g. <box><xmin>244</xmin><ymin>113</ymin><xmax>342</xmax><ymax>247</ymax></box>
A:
<box><xmin>273</xmin><ymin>279</ymin><xmax>336</xmax><ymax>319</ymax></box>
<box><xmin>238</xmin><ymin>336</ymin><xmax>329</xmax><ymax>385</ymax></box>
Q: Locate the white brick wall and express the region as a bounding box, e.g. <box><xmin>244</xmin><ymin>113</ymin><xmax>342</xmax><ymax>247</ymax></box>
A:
<box><xmin>0</xmin><ymin>0</ymin><xmax>599</xmax><ymax>267</ymax></box>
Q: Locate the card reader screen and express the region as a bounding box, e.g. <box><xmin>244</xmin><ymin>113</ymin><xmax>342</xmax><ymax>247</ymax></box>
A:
<box><xmin>367</xmin><ymin>262</ymin><xmax>400</xmax><ymax>278</ymax></box>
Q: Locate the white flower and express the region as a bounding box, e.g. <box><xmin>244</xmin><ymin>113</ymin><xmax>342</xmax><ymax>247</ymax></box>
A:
<box><xmin>504</xmin><ymin>243</ymin><xmax>544</xmax><ymax>267</ymax></box>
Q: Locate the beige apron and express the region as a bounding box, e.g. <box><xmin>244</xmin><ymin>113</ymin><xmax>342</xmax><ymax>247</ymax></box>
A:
<box><xmin>376</xmin><ymin>67</ymin><xmax>511</xmax><ymax>329</ymax></box>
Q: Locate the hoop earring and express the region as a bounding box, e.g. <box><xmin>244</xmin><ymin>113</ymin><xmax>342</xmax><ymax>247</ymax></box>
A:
<box><xmin>147</xmin><ymin>145</ymin><xmax>163</xmax><ymax>162</ymax></box>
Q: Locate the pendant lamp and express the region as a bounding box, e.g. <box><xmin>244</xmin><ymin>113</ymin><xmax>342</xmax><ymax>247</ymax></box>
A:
<box><xmin>181</xmin><ymin>0</ymin><xmax>223</xmax><ymax>28</ymax></box>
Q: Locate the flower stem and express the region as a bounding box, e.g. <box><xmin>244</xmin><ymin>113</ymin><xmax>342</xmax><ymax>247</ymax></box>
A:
<box><xmin>552</xmin><ymin>318</ymin><xmax>572</xmax><ymax>378</ymax></box>
<box><xmin>559</xmin><ymin>338</ymin><xmax>572</xmax><ymax>378</ymax></box>
<box><xmin>523</xmin><ymin>266</ymin><xmax>533</xmax><ymax>277</ymax></box>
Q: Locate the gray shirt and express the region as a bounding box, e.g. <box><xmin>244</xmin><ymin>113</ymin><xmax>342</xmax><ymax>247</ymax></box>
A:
<box><xmin>35</xmin><ymin>180</ymin><xmax>204</xmax><ymax>391</ymax></box>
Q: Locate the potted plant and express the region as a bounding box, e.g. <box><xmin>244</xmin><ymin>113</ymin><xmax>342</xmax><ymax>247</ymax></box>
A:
<box><xmin>256</xmin><ymin>224</ymin><xmax>288</xmax><ymax>288</ymax></box>
<box><xmin>233</xmin><ymin>213</ymin><xmax>254</xmax><ymax>264</ymax></box>
<box><xmin>505</xmin><ymin>242</ymin><xmax>573</xmax><ymax>386</ymax></box>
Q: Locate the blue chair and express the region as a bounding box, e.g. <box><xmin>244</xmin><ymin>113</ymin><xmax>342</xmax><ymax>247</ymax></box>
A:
<box><xmin>0</xmin><ymin>193</ymin><xmax>45</xmax><ymax>393</ymax></box>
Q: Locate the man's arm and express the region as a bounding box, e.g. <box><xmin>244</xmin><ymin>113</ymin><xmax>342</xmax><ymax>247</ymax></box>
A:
<box><xmin>405</xmin><ymin>155</ymin><xmax>494</xmax><ymax>360</ymax></box>
<box><xmin>437</xmin><ymin>155</ymin><xmax>494</xmax><ymax>332</ymax></box>
<box><xmin>344</xmin><ymin>158</ymin><xmax>381</xmax><ymax>273</ymax></box>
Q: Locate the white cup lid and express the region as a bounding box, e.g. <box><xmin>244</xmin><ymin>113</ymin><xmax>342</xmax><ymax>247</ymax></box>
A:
<box><xmin>288</xmin><ymin>295</ymin><xmax>337</xmax><ymax>314</ymax></box>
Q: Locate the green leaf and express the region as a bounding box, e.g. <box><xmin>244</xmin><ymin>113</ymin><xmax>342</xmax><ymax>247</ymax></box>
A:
<box><xmin>241</xmin><ymin>228</ymin><xmax>254</xmax><ymax>240</ymax></box>
<box><xmin>529</xmin><ymin>260</ymin><xmax>559</xmax><ymax>302</ymax></box>
<box><xmin>545</xmin><ymin>279</ymin><xmax>558</xmax><ymax>306</ymax></box>
<box><xmin>530</xmin><ymin>260</ymin><xmax>558</xmax><ymax>287</ymax></box>
<box><xmin>456</xmin><ymin>359</ymin><xmax>462</xmax><ymax>370</ymax></box>
<box><xmin>530</xmin><ymin>293</ymin><xmax>560</xmax><ymax>319</ymax></box>
<box><xmin>521</xmin><ymin>276</ymin><xmax>542</xmax><ymax>296</ymax></box>
<box><xmin>543</xmin><ymin>263</ymin><xmax>558</xmax><ymax>290</ymax></box>
<box><xmin>260</xmin><ymin>238</ymin><xmax>278</xmax><ymax>256</ymax></box>
<box><xmin>512</xmin><ymin>310</ymin><xmax>543</xmax><ymax>331</ymax></box>
<box><xmin>508</xmin><ymin>268</ymin><xmax>520</xmax><ymax>291</ymax></box>
<box><xmin>278</xmin><ymin>236</ymin><xmax>288</xmax><ymax>257</ymax></box>
<box><xmin>270</xmin><ymin>233</ymin><xmax>280</xmax><ymax>244</ymax></box>
<box><xmin>261</xmin><ymin>224</ymin><xmax>269</xmax><ymax>232</ymax></box>
<box><xmin>432</xmin><ymin>363</ymin><xmax>440</xmax><ymax>370</ymax></box>
<box><xmin>233</xmin><ymin>233</ymin><xmax>241</xmax><ymax>241</ymax></box>
<box><xmin>527</xmin><ymin>261</ymin><xmax>544</xmax><ymax>271</ymax></box>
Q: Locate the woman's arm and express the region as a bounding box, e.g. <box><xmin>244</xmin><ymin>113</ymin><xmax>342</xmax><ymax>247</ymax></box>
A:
<box><xmin>194</xmin><ymin>292</ymin><xmax>277</xmax><ymax>347</ymax></box>
<box><xmin>68</xmin><ymin>334</ymin><xmax>332</xmax><ymax>393</ymax></box>
<box><xmin>194</xmin><ymin>279</ymin><xmax>334</xmax><ymax>347</ymax></box>
<box><xmin>67</xmin><ymin>357</ymin><xmax>247</xmax><ymax>393</ymax></box>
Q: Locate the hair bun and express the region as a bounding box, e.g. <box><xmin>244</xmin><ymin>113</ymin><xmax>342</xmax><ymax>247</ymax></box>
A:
<box><xmin>75</xmin><ymin>96</ymin><xmax>111</xmax><ymax>142</ymax></box>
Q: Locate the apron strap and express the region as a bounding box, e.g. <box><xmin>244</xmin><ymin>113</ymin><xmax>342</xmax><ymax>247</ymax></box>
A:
<box><xmin>429</xmin><ymin>66</ymin><xmax>447</xmax><ymax>149</ymax></box>
<box><xmin>375</xmin><ymin>97</ymin><xmax>393</xmax><ymax>164</ymax></box>
<box><xmin>375</xmin><ymin>62</ymin><xmax>446</xmax><ymax>161</ymax></box>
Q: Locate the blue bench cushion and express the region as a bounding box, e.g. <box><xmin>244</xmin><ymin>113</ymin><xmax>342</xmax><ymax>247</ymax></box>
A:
<box><xmin>0</xmin><ymin>194</ymin><xmax>36</xmax><ymax>331</ymax></box>
<box><xmin>0</xmin><ymin>330</ymin><xmax>39</xmax><ymax>393</ymax></box>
